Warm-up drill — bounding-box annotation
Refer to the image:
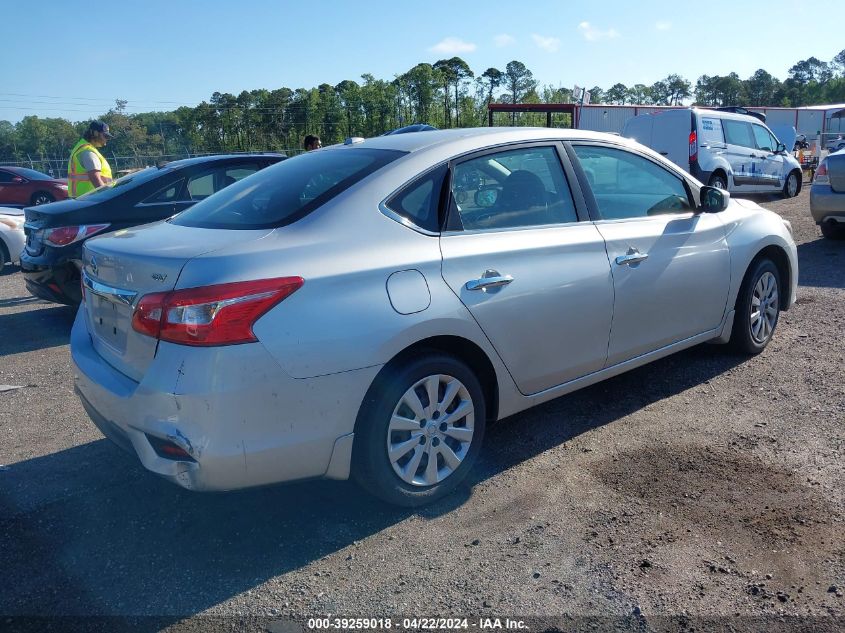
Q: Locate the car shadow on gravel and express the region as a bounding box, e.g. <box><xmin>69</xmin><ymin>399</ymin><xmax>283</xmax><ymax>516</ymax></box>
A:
<box><xmin>0</xmin><ymin>304</ymin><xmax>76</xmax><ymax>355</ymax></box>
<box><xmin>796</xmin><ymin>238</ymin><xmax>845</xmax><ymax>289</ymax></box>
<box><xmin>473</xmin><ymin>344</ymin><xmax>748</xmax><ymax>484</ymax></box>
<box><xmin>0</xmin><ymin>343</ymin><xmax>750</xmax><ymax>624</ymax></box>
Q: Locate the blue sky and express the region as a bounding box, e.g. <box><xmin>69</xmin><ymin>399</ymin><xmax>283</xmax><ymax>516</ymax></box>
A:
<box><xmin>3</xmin><ymin>0</ymin><xmax>842</xmax><ymax>123</ymax></box>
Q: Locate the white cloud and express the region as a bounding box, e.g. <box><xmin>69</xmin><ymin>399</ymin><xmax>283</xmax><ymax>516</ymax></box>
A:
<box><xmin>494</xmin><ymin>33</ymin><xmax>516</xmax><ymax>47</ymax></box>
<box><xmin>578</xmin><ymin>21</ymin><xmax>620</xmax><ymax>42</ymax></box>
<box><xmin>531</xmin><ymin>33</ymin><xmax>561</xmax><ymax>53</ymax></box>
<box><xmin>655</xmin><ymin>21</ymin><xmax>672</xmax><ymax>31</ymax></box>
<box><xmin>429</xmin><ymin>37</ymin><xmax>477</xmax><ymax>54</ymax></box>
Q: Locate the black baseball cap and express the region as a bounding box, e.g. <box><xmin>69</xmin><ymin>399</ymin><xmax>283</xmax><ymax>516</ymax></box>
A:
<box><xmin>89</xmin><ymin>120</ymin><xmax>114</xmax><ymax>139</ymax></box>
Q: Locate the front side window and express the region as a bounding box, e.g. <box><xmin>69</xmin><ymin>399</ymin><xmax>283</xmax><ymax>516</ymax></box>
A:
<box><xmin>172</xmin><ymin>148</ymin><xmax>405</xmax><ymax>230</ymax></box>
<box><xmin>723</xmin><ymin>120</ymin><xmax>755</xmax><ymax>148</ymax></box>
<box><xmin>449</xmin><ymin>146</ymin><xmax>578</xmax><ymax>231</ymax></box>
<box><xmin>0</xmin><ymin>171</ymin><xmax>15</xmax><ymax>184</ymax></box>
<box><xmin>751</xmin><ymin>125</ymin><xmax>777</xmax><ymax>152</ymax></box>
<box><xmin>573</xmin><ymin>145</ymin><xmax>693</xmax><ymax>220</ymax></box>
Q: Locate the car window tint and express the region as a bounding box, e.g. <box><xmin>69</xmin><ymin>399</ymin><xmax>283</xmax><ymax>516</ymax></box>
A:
<box><xmin>224</xmin><ymin>166</ymin><xmax>258</xmax><ymax>184</ymax></box>
<box><xmin>142</xmin><ymin>179</ymin><xmax>184</xmax><ymax>204</ymax></box>
<box><xmin>699</xmin><ymin>117</ymin><xmax>724</xmax><ymax>144</ymax></box>
<box><xmin>573</xmin><ymin>145</ymin><xmax>693</xmax><ymax>220</ymax></box>
<box><xmin>0</xmin><ymin>171</ymin><xmax>14</xmax><ymax>184</ymax></box>
<box><xmin>385</xmin><ymin>163</ymin><xmax>447</xmax><ymax>233</ymax></box>
<box><xmin>171</xmin><ymin>148</ymin><xmax>405</xmax><ymax>230</ymax></box>
<box><xmin>450</xmin><ymin>146</ymin><xmax>577</xmax><ymax>231</ymax></box>
<box><xmin>187</xmin><ymin>171</ymin><xmax>216</xmax><ymax>200</ymax></box>
<box><xmin>752</xmin><ymin>125</ymin><xmax>775</xmax><ymax>152</ymax></box>
<box><xmin>723</xmin><ymin>120</ymin><xmax>755</xmax><ymax>148</ymax></box>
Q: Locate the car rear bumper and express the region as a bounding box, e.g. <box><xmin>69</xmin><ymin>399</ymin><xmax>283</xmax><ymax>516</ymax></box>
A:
<box><xmin>809</xmin><ymin>184</ymin><xmax>845</xmax><ymax>223</ymax></box>
<box><xmin>70</xmin><ymin>307</ymin><xmax>379</xmax><ymax>491</ymax></box>
<box><xmin>20</xmin><ymin>252</ymin><xmax>81</xmax><ymax>304</ymax></box>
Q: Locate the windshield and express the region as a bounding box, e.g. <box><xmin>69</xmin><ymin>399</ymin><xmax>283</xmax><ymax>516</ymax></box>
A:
<box><xmin>76</xmin><ymin>167</ymin><xmax>165</xmax><ymax>201</ymax></box>
<box><xmin>171</xmin><ymin>148</ymin><xmax>405</xmax><ymax>230</ymax></box>
<box><xmin>14</xmin><ymin>167</ymin><xmax>53</xmax><ymax>181</ymax></box>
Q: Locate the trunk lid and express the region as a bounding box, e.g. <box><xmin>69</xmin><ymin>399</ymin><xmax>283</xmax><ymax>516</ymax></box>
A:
<box><xmin>827</xmin><ymin>151</ymin><xmax>845</xmax><ymax>193</ymax></box>
<box><xmin>24</xmin><ymin>199</ymin><xmax>97</xmax><ymax>255</ymax></box>
<box><xmin>81</xmin><ymin>221</ymin><xmax>272</xmax><ymax>382</ymax></box>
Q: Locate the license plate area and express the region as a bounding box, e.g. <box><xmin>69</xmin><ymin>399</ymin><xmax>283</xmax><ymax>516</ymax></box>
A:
<box><xmin>89</xmin><ymin>294</ymin><xmax>131</xmax><ymax>354</ymax></box>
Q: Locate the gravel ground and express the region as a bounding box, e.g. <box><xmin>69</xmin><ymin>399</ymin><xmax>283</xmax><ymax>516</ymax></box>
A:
<box><xmin>0</xmin><ymin>188</ymin><xmax>843</xmax><ymax>631</ymax></box>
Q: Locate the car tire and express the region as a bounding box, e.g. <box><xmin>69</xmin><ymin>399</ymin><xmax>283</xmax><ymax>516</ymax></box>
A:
<box><xmin>708</xmin><ymin>173</ymin><xmax>727</xmax><ymax>190</ymax></box>
<box><xmin>820</xmin><ymin>221</ymin><xmax>845</xmax><ymax>240</ymax></box>
<box><xmin>730</xmin><ymin>258</ymin><xmax>781</xmax><ymax>355</ymax></box>
<box><xmin>31</xmin><ymin>191</ymin><xmax>55</xmax><ymax>206</ymax></box>
<box><xmin>0</xmin><ymin>239</ymin><xmax>9</xmax><ymax>269</ymax></box>
<box><xmin>782</xmin><ymin>171</ymin><xmax>799</xmax><ymax>198</ymax></box>
<box><xmin>352</xmin><ymin>352</ymin><xmax>486</xmax><ymax>507</ymax></box>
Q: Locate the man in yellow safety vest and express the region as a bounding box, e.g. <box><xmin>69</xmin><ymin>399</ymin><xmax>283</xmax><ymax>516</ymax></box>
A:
<box><xmin>67</xmin><ymin>121</ymin><xmax>114</xmax><ymax>198</ymax></box>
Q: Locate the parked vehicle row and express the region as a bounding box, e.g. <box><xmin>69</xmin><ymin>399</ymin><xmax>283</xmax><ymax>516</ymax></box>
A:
<box><xmin>0</xmin><ymin>166</ymin><xmax>68</xmax><ymax>207</ymax></box>
<box><xmin>0</xmin><ymin>206</ymin><xmax>25</xmax><ymax>268</ymax></box>
<box><xmin>811</xmin><ymin>148</ymin><xmax>845</xmax><ymax>239</ymax></box>
<box><xmin>21</xmin><ymin>154</ymin><xmax>284</xmax><ymax>304</ymax></box>
<box><xmin>70</xmin><ymin>128</ymin><xmax>798</xmax><ymax>506</ymax></box>
<box><xmin>623</xmin><ymin>108</ymin><xmax>803</xmax><ymax>198</ymax></box>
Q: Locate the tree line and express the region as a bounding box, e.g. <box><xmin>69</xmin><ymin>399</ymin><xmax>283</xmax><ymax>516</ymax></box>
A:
<box><xmin>2</xmin><ymin>49</ymin><xmax>844</xmax><ymax>175</ymax></box>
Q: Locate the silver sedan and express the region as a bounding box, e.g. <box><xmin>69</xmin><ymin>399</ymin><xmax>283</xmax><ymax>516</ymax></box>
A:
<box><xmin>71</xmin><ymin>128</ymin><xmax>798</xmax><ymax>506</ymax></box>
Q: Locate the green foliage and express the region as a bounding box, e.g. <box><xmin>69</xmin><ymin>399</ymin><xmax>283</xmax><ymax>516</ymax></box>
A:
<box><xmin>2</xmin><ymin>51</ymin><xmax>844</xmax><ymax>170</ymax></box>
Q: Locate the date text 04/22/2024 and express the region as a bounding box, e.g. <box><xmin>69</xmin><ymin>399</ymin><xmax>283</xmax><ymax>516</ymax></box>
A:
<box><xmin>306</xmin><ymin>617</ymin><xmax>529</xmax><ymax>630</ymax></box>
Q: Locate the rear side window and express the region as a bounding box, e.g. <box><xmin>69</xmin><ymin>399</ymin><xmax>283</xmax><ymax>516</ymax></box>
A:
<box><xmin>699</xmin><ymin>117</ymin><xmax>724</xmax><ymax>145</ymax></box>
<box><xmin>142</xmin><ymin>179</ymin><xmax>184</xmax><ymax>204</ymax></box>
<box><xmin>384</xmin><ymin>164</ymin><xmax>447</xmax><ymax>233</ymax></box>
<box><xmin>723</xmin><ymin>120</ymin><xmax>755</xmax><ymax>148</ymax></box>
<box><xmin>448</xmin><ymin>146</ymin><xmax>578</xmax><ymax>231</ymax></box>
<box><xmin>171</xmin><ymin>148</ymin><xmax>405</xmax><ymax>230</ymax></box>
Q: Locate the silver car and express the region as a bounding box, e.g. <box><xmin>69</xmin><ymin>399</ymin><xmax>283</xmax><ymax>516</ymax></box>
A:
<box><xmin>810</xmin><ymin>148</ymin><xmax>845</xmax><ymax>239</ymax></box>
<box><xmin>72</xmin><ymin>128</ymin><xmax>798</xmax><ymax>506</ymax></box>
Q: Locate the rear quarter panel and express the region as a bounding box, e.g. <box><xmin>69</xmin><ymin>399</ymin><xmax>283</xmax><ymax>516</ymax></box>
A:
<box><xmin>175</xmin><ymin>175</ymin><xmax>526</xmax><ymax>419</ymax></box>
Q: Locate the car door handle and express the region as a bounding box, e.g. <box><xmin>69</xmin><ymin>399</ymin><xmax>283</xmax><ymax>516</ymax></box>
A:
<box><xmin>749</xmin><ymin>153</ymin><xmax>759</xmax><ymax>158</ymax></box>
<box><xmin>466</xmin><ymin>271</ymin><xmax>514</xmax><ymax>291</ymax></box>
<box><xmin>615</xmin><ymin>252</ymin><xmax>649</xmax><ymax>266</ymax></box>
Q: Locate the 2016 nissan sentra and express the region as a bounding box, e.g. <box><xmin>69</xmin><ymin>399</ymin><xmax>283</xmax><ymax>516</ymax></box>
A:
<box><xmin>71</xmin><ymin>128</ymin><xmax>797</xmax><ymax>506</ymax></box>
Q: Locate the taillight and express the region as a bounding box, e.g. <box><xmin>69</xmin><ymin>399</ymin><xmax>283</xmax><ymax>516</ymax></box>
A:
<box><xmin>814</xmin><ymin>161</ymin><xmax>829</xmax><ymax>185</ymax></box>
<box><xmin>131</xmin><ymin>277</ymin><xmax>304</xmax><ymax>346</ymax></box>
<box><xmin>44</xmin><ymin>224</ymin><xmax>110</xmax><ymax>246</ymax></box>
<box><xmin>689</xmin><ymin>130</ymin><xmax>698</xmax><ymax>164</ymax></box>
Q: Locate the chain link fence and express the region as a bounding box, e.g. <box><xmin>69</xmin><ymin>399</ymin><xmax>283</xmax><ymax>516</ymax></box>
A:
<box><xmin>0</xmin><ymin>149</ymin><xmax>303</xmax><ymax>179</ymax></box>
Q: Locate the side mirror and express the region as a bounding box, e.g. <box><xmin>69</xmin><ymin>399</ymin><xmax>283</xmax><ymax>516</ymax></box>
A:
<box><xmin>12</xmin><ymin>176</ymin><xmax>24</xmax><ymax>183</ymax></box>
<box><xmin>776</xmin><ymin>142</ymin><xmax>786</xmax><ymax>154</ymax></box>
<box><xmin>700</xmin><ymin>186</ymin><xmax>729</xmax><ymax>213</ymax></box>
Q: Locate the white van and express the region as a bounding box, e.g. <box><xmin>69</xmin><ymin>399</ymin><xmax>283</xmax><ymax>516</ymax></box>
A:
<box><xmin>623</xmin><ymin>108</ymin><xmax>802</xmax><ymax>198</ymax></box>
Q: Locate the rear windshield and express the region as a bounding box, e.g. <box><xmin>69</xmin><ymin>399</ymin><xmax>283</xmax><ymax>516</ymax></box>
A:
<box><xmin>76</xmin><ymin>167</ymin><xmax>166</xmax><ymax>201</ymax></box>
<box><xmin>170</xmin><ymin>148</ymin><xmax>405</xmax><ymax>230</ymax></box>
<box><xmin>14</xmin><ymin>167</ymin><xmax>53</xmax><ymax>181</ymax></box>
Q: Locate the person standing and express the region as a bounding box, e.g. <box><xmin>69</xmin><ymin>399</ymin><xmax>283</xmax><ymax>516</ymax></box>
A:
<box><xmin>68</xmin><ymin>121</ymin><xmax>114</xmax><ymax>198</ymax></box>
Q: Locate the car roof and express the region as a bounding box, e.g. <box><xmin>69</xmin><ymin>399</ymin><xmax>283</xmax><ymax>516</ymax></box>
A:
<box><xmin>0</xmin><ymin>165</ymin><xmax>50</xmax><ymax>175</ymax></box>
<box><xmin>326</xmin><ymin>127</ymin><xmax>625</xmax><ymax>154</ymax></box>
<box><xmin>163</xmin><ymin>153</ymin><xmax>286</xmax><ymax>169</ymax></box>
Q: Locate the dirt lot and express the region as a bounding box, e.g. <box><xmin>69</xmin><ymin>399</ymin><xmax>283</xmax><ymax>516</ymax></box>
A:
<box><xmin>0</xmin><ymin>188</ymin><xmax>843</xmax><ymax>631</ymax></box>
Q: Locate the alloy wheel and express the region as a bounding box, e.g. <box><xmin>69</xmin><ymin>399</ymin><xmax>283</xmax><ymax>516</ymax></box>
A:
<box><xmin>750</xmin><ymin>271</ymin><xmax>779</xmax><ymax>344</ymax></box>
<box><xmin>386</xmin><ymin>373</ymin><xmax>475</xmax><ymax>487</ymax></box>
